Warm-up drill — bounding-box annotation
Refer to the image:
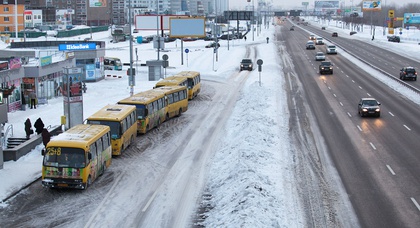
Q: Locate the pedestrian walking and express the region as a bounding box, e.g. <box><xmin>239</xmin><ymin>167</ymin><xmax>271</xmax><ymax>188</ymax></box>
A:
<box><xmin>34</xmin><ymin>117</ymin><xmax>44</xmax><ymax>135</ymax></box>
<box><xmin>266</xmin><ymin>37</ymin><xmax>269</xmax><ymax>43</ymax></box>
<box><xmin>244</xmin><ymin>36</ymin><xmax>247</xmax><ymax>42</ymax></box>
<box><xmin>41</xmin><ymin>128</ymin><xmax>51</xmax><ymax>148</ymax></box>
<box><xmin>29</xmin><ymin>91</ymin><xmax>37</xmax><ymax>109</ymax></box>
<box><xmin>24</xmin><ymin>118</ymin><xmax>33</xmax><ymax>139</ymax></box>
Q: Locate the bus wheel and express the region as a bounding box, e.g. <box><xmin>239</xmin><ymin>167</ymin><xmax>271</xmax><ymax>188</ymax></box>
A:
<box><xmin>178</xmin><ymin>108</ymin><xmax>182</xmax><ymax>117</ymax></box>
<box><xmin>84</xmin><ymin>176</ymin><xmax>92</xmax><ymax>189</ymax></box>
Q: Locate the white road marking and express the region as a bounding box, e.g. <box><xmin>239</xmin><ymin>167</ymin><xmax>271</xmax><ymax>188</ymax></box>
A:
<box><xmin>386</xmin><ymin>165</ymin><xmax>396</xmax><ymax>175</ymax></box>
<box><xmin>369</xmin><ymin>142</ymin><xmax>376</xmax><ymax>150</ymax></box>
<box><xmin>411</xmin><ymin>198</ymin><xmax>420</xmax><ymax>211</ymax></box>
<box><xmin>403</xmin><ymin>125</ymin><xmax>411</xmax><ymax>131</ymax></box>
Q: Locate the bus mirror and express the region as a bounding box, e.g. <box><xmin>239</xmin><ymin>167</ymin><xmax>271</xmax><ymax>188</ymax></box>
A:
<box><xmin>88</xmin><ymin>153</ymin><xmax>92</xmax><ymax>160</ymax></box>
<box><xmin>145</xmin><ymin>110</ymin><xmax>148</xmax><ymax>116</ymax></box>
<box><xmin>41</xmin><ymin>149</ymin><xmax>45</xmax><ymax>156</ymax></box>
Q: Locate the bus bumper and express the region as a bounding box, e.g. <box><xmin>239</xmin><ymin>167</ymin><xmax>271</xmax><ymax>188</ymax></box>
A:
<box><xmin>42</xmin><ymin>178</ymin><xmax>85</xmax><ymax>189</ymax></box>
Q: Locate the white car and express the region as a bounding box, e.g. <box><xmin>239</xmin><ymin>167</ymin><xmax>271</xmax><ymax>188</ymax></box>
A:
<box><xmin>326</xmin><ymin>45</ymin><xmax>337</xmax><ymax>54</ymax></box>
<box><xmin>315</xmin><ymin>37</ymin><xmax>324</xmax><ymax>45</ymax></box>
<box><xmin>315</xmin><ymin>52</ymin><xmax>326</xmax><ymax>61</ymax></box>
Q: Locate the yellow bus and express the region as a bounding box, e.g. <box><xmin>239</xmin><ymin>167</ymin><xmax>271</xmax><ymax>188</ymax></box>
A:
<box><xmin>154</xmin><ymin>75</ymin><xmax>188</xmax><ymax>89</ymax></box>
<box><xmin>86</xmin><ymin>104</ymin><xmax>137</xmax><ymax>156</ymax></box>
<box><xmin>41</xmin><ymin>124</ymin><xmax>112</xmax><ymax>190</ymax></box>
<box><xmin>153</xmin><ymin>86</ymin><xmax>188</xmax><ymax>120</ymax></box>
<box><xmin>174</xmin><ymin>71</ymin><xmax>201</xmax><ymax>100</ymax></box>
<box><xmin>118</xmin><ymin>89</ymin><xmax>166</xmax><ymax>134</ymax></box>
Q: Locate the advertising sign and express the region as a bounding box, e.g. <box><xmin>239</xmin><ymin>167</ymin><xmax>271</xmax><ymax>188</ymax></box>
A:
<box><xmin>135</xmin><ymin>15</ymin><xmax>188</xmax><ymax>30</ymax></box>
<box><xmin>403</xmin><ymin>13</ymin><xmax>420</xmax><ymax>24</ymax></box>
<box><xmin>40</xmin><ymin>56</ymin><xmax>52</xmax><ymax>67</ymax></box>
<box><xmin>362</xmin><ymin>1</ymin><xmax>382</xmax><ymax>12</ymax></box>
<box><xmin>89</xmin><ymin>0</ymin><xmax>107</xmax><ymax>7</ymax></box>
<box><xmin>169</xmin><ymin>17</ymin><xmax>206</xmax><ymax>38</ymax></box>
<box><xmin>9</xmin><ymin>58</ymin><xmax>21</xmax><ymax>69</ymax></box>
<box><xmin>314</xmin><ymin>1</ymin><xmax>340</xmax><ymax>9</ymax></box>
<box><xmin>59</xmin><ymin>43</ymin><xmax>96</xmax><ymax>51</ymax></box>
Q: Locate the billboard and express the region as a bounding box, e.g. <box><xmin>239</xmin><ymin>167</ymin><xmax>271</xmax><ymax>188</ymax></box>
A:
<box><xmin>403</xmin><ymin>13</ymin><xmax>420</xmax><ymax>24</ymax></box>
<box><xmin>169</xmin><ymin>17</ymin><xmax>206</xmax><ymax>38</ymax></box>
<box><xmin>89</xmin><ymin>0</ymin><xmax>107</xmax><ymax>7</ymax></box>
<box><xmin>314</xmin><ymin>1</ymin><xmax>340</xmax><ymax>9</ymax></box>
<box><xmin>362</xmin><ymin>1</ymin><xmax>381</xmax><ymax>12</ymax></box>
<box><xmin>135</xmin><ymin>15</ymin><xmax>188</xmax><ymax>30</ymax></box>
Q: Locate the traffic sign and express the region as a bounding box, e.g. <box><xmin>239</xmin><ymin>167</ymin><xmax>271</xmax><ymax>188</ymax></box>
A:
<box><xmin>185</xmin><ymin>48</ymin><xmax>189</xmax><ymax>53</ymax></box>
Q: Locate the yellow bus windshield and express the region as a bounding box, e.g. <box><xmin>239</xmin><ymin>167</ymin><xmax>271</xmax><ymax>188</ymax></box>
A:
<box><xmin>43</xmin><ymin>147</ymin><xmax>87</xmax><ymax>168</ymax></box>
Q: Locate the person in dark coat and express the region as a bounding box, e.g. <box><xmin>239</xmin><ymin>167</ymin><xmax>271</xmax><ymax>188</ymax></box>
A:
<box><xmin>29</xmin><ymin>91</ymin><xmax>37</xmax><ymax>109</ymax></box>
<box><xmin>41</xmin><ymin>128</ymin><xmax>51</xmax><ymax>148</ymax></box>
<box><xmin>24</xmin><ymin>118</ymin><xmax>32</xmax><ymax>139</ymax></box>
<box><xmin>34</xmin><ymin>117</ymin><xmax>44</xmax><ymax>135</ymax></box>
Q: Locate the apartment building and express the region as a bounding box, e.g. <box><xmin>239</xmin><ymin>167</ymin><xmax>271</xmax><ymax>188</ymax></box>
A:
<box><xmin>0</xmin><ymin>0</ymin><xmax>25</xmax><ymax>33</ymax></box>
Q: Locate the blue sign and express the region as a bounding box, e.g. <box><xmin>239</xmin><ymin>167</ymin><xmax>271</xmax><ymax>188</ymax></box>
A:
<box><xmin>185</xmin><ymin>48</ymin><xmax>189</xmax><ymax>53</ymax></box>
<box><xmin>59</xmin><ymin>43</ymin><xmax>96</xmax><ymax>51</ymax></box>
<box><xmin>403</xmin><ymin>13</ymin><xmax>420</xmax><ymax>24</ymax></box>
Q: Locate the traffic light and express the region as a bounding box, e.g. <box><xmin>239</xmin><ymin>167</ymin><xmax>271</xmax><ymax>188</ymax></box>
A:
<box><xmin>388</xmin><ymin>10</ymin><xmax>394</xmax><ymax>18</ymax></box>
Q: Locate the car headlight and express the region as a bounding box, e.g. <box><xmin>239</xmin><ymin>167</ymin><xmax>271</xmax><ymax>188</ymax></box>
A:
<box><xmin>362</xmin><ymin>108</ymin><xmax>368</xmax><ymax>112</ymax></box>
<box><xmin>375</xmin><ymin>108</ymin><xmax>380</xmax><ymax>112</ymax></box>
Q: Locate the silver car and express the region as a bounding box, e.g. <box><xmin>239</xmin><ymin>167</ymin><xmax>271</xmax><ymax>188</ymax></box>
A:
<box><xmin>315</xmin><ymin>52</ymin><xmax>326</xmax><ymax>61</ymax></box>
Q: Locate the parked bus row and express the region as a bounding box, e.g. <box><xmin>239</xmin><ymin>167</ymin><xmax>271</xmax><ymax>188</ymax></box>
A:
<box><xmin>41</xmin><ymin>71</ymin><xmax>201</xmax><ymax>190</ymax></box>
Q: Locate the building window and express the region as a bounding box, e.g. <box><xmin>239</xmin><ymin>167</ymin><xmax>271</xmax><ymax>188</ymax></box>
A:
<box><xmin>4</xmin><ymin>7</ymin><xmax>9</xmax><ymax>12</ymax></box>
<box><xmin>4</xmin><ymin>27</ymin><xmax>9</xmax><ymax>32</ymax></box>
<box><xmin>4</xmin><ymin>17</ymin><xmax>9</xmax><ymax>22</ymax></box>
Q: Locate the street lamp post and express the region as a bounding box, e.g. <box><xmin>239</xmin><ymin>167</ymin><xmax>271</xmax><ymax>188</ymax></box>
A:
<box><xmin>14</xmin><ymin>0</ymin><xmax>18</xmax><ymax>39</ymax></box>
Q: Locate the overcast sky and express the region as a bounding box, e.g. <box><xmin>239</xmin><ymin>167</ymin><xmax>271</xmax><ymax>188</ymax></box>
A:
<box><xmin>229</xmin><ymin>0</ymin><xmax>417</xmax><ymax>10</ymax></box>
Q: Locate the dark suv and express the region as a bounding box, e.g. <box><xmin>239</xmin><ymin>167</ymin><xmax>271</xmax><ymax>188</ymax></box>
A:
<box><xmin>388</xmin><ymin>35</ymin><xmax>400</xmax><ymax>43</ymax></box>
<box><xmin>358</xmin><ymin>98</ymin><xmax>381</xmax><ymax>117</ymax></box>
<box><xmin>400</xmin><ymin>67</ymin><xmax>417</xmax><ymax>81</ymax></box>
<box><xmin>240</xmin><ymin>59</ymin><xmax>253</xmax><ymax>71</ymax></box>
<box><xmin>319</xmin><ymin>61</ymin><xmax>333</xmax><ymax>74</ymax></box>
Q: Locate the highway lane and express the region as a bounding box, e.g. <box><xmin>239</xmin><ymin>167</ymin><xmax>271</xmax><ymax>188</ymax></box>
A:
<box><xmin>279</xmin><ymin>20</ymin><xmax>420</xmax><ymax>228</ymax></box>
<box><xmin>303</xmin><ymin>23</ymin><xmax>420</xmax><ymax>90</ymax></box>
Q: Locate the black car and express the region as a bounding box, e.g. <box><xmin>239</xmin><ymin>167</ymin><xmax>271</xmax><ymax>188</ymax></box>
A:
<box><xmin>319</xmin><ymin>61</ymin><xmax>333</xmax><ymax>74</ymax></box>
<box><xmin>332</xmin><ymin>32</ymin><xmax>338</xmax><ymax>37</ymax></box>
<box><xmin>205</xmin><ymin>42</ymin><xmax>220</xmax><ymax>48</ymax></box>
<box><xmin>290</xmin><ymin>27</ymin><xmax>295</xmax><ymax>31</ymax></box>
<box><xmin>388</xmin><ymin>35</ymin><xmax>400</xmax><ymax>43</ymax></box>
<box><xmin>240</xmin><ymin>59</ymin><xmax>253</xmax><ymax>71</ymax></box>
<box><xmin>358</xmin><ymin>98</ymin><xmax>381</xmax><ymax>117</ymax></box>
<box><xmin>219</xmin><ymin>34</ymin><xmax>236</xmax><ymax>40</ymax></box>
<box><xmin>400</xmin><ymin>67</ymin><xmax>417</xmax><ymax>81</ymax></box>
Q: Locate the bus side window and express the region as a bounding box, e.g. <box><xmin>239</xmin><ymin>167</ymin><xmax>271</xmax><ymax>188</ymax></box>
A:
<box><xmin>174</xmin><ymin>92</ymin><xmax>179</xmax><ymax>102</ymax></box>
<box><xmin>96</xmin><ymin>138</ymin><xmax>103</xmax><ymax>161</ymax></box>
<box><xmin>90</xmin><ymin>143</ymin><xmax>97</xmax><ymax>160</ymax></box>
<box><xmin>104</xmin><ymin>132</ymin><xmax>110</xmax><ymax>148</ymax></box>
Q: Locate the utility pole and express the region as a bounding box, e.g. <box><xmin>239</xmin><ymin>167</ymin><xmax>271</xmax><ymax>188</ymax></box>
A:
<box><xmin>129</xmin><ymin>0</ymin><xmax>134</xmax><ymax>96</ymax></box>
